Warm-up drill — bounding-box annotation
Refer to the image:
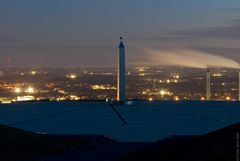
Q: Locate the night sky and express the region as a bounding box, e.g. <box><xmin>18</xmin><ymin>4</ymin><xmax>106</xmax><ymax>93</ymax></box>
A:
<box><xmin>1</xmin><ymin>0</ymin><xmax>240</xmax><ymax>68</ymax></box>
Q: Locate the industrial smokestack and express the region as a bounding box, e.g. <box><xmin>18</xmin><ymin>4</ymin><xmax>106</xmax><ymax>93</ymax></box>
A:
<box><xmin>117</xmin><ymin>37</ymin><xmax>126</xmax><ymax>102</ymax></box>
<box><xmin>206</xmin><ymin>68</ymin><xmax>211</xmax><ymax>100</ymax></box>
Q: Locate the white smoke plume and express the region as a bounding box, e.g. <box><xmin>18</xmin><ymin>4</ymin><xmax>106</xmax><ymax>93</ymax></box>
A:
<box><xmin>133</xmin><ymin>48</ymin><xmax>240</xmax><ymax>69</ymax></box>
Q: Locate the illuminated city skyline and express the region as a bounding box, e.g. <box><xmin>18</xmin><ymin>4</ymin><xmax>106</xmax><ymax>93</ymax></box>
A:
<box><xmin>0</xmin><ymin>66</ymin><xmax>239</xmax><ymax>103</ymax></box>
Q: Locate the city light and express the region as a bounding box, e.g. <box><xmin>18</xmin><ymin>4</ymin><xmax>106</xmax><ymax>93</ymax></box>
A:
<box><xmin>70</xmin><ymin>95</ymin><xmax>80</xmax><ymax>100</ymax></box>
<box><xmin>66</xmin><ymin>74</ymin><xmax>77</xmax><ymax>79</ymax></box>
<box><xmin>159</xmin><ymin>90</ymin><xmax>172</xmax><ymax>96</ymax></box>
<box><xmin>14</xmin><ymin>88</ymin><xmax>21</xmax><ymax>93</ymax></box>
<box><xmin>91</xmin><ymin>85</ymin><xmax>116</xmax><ymax>90</ymax></box>
<box><xmin>173</xmin><ymin>74</ymin><xmax>180</xmax><ymax>79</ymax></box>
<box><xmin>226</xmin><ymin>96</ymin><xmax>231</xmax><ymax>101</ymax></box>
<box><xmin>160</xmin><ymin>90</ymin><xmax>166</xmax><ymax>96</ymax></box>
<box><xmin>0</xmin><ymin>67</ymin><xmax>239</xmax><ymax>101</ymax></box>
<box><xmin>213</xmin><ymin>73</ymin><xmax>223</xmax><ymax>77</ymax></box>
<box><xmin>148</xmin><ymin>97</ymin><xmax>153</xmax><ymax>101</ymax></box>
<box><xmin>31</xmin><ymin>71</ymin><xmax>37</xmax><ymax>75</ymax></box>
<box><xmin>174</xmin><ymin>96</ymin><xmax>179</xmax><ymax>101</ymax></box>
<box><xmin>17</xmin><ymin>96</ymin><xmax>34</xmax><ymax>101</ymax></box>
<box><xmin>26</xmin><ymin>87</ymin><xmax>34</xmax><ymax>93</ymax></box>
<box><xmin>70</xmin><ymin>74</ymin><xmax>76</xmax><ymax>79</ymax></box>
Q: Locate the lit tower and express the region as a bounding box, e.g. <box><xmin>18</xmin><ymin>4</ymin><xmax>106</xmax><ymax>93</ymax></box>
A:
<box><xmin>206</xmin><ymin>68</ymin><xmax>211</xmax><ymax>100</ymax></box>
<box><xmin>117</xmin><ymin>37</ymin><xmax>126</xmax><ymax>102</ymax></box>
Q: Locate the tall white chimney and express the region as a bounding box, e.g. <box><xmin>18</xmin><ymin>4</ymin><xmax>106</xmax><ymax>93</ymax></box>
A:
<box><xmin>117</xmin><ymin>37</ymin><xmax>126</xmax><ymax>102</ymax></box>
<box><xmin>206</xmin><ymin>68</ymin><xmax>211</xmax><ymax>100</ymax></box>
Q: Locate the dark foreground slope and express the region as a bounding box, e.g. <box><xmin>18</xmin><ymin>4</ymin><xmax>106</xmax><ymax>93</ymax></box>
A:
<box><xmin>112</xmin><ymin>122</ymin><xmax>240</xmax><ymax>161</ymax></box>
<box><xmin>0</xmin><ymin>124</ymin><xmax>64</xmax><ymax>161</ymax></box>
<box><xmin>0</xmin><ymin>123</ymin><xmax>239</xmax><ymax>161</ymax></box>
<box><xmin>0</xmin><ymin>124</ymin><xmax>105</xmax><ymax>161</ymax></box>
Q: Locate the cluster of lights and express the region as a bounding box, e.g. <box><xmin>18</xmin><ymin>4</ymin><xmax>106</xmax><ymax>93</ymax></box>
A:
<box><xmin>158</xmin><ymin>79</ymin><xmax>178</xmax><ymax>84</ymax></box>
<box><xmin>26</xmin><ymin>87</ymin><xmax>34</xmax><ymax>93</ymax></box>
<box><xmin>135</xmin><ymin>66</ymin><xmax>149</xmax><ymax>71</ymax></box>
<box><xmin>17</xmin><ymin>96</ymin><xmax>34</xmax><ymax>101</ymax></box>
<box><xmin>15</xmin><ymin>87</ymin><xmax>21</xmax><ymax>93</ymax></box>
<box><xmin>174</xmin><ymin>96</ymin><xmax>180</xmax><ymax>101</ymax></box>
<box><xmin>57</xmin><ymin>89</ymin><xmax>66</xmax><ymax>94</ymax></box>
<box><xmin>56</xmin><ymin>97</ymin><xmax>67</xmax><ymax>101</ymax></box>
<box><xmin>148</xmin><ymin>97</ymin><xmax>153</xmax><ymax>101</ymax></box>
<box><xmin>91</xmin><ymin>85</ymin><xmax>116</xmax><ymax>90</ymax></box>
<box><xmin>226</xmin><ymin>96</ymin><xmax>231</xmax><ymax>101</ymax></box>
<box><xmin>167</xmin><ymin>79</ymin><xmax>179</xmax><ymax>83</ymax></box>
<box><xmin>159</xmin><ymin>89</ymin><xmax>172</xmax><ymax>96</ymax></box>
<box><xmin>213</xmin><ymin>73</ymin><xmax>223</xmax><ymax>77</ymax></box>
<box><xmin>70</xmin><ymin>95</ymin><xmax>80</xmax><ymax>100</ymax></box>
<box><xmin>14</xmin><ymin>87</ymin><xmax>35</xmax><ymax>94</ymax></box>
<box><xmin>172</xmin><ymin>74</ymin><xmax>180</xmax><ymax>79</ymax></box>
<box><xmin>66</xmin><ymin>74</ymin><xmax>77</xmax><ymax>79</ymax></box>
<box><xmin>31</xmin><ymin>71</ymin><xmax>37</xmax><ymax>75</ymax></box>
<box><xmin>100</xmin><ymin>72</ymin><xmax>113</xmax><ymax>75</ymax></box>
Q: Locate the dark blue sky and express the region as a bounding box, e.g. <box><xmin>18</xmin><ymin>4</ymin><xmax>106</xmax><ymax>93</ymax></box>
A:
<box><xmin>1</xmin><ymin>0</ymin><xmax>240</xmax><ymax>67</ymax></box>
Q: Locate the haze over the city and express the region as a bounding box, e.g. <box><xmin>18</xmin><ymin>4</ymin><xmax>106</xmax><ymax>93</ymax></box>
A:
<box><xmin>1</xmin><ymin>0</ymin><xmax>240</xmax><ymax>67</ymax></box>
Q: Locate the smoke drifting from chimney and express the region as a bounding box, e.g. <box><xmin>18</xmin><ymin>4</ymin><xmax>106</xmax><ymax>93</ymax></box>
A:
<box><xmin>133</xmin><ymin>49</ymin><xmax>240</xmax><ymax>69</ymax></box>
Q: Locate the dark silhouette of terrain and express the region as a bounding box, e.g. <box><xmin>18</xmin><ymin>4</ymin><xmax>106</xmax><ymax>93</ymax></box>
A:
<box><xmin>0</xmin><ymin>124</ymin><xmax>112</xmax><ymax>161</ymax></box>
<box><xmin>0</xmin><ymin>123</ymin><xmax>239</xmax><ymax>161</ymax></box>
<box><xmin>112</xmin><ymin>122</ymin><xmax>239</xmax><ymax>161</ymax></box>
